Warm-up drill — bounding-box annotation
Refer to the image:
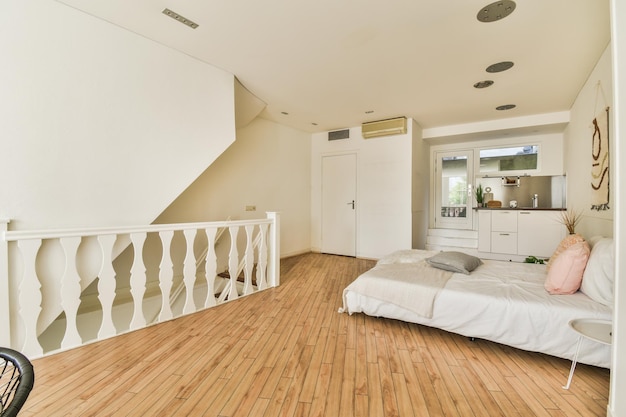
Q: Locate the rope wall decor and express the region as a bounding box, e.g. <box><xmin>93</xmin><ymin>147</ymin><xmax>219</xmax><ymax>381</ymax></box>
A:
<box><xmin>591</xmin><ymin>81</ymin><xmax>610</xmax><ymax>211</ymax></box>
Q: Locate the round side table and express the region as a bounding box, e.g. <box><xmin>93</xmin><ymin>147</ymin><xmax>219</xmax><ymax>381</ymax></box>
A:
<box><xmin>563</xmin><ymin>318</ymin><xmax>612</xmax><ymax>390</ymax></box>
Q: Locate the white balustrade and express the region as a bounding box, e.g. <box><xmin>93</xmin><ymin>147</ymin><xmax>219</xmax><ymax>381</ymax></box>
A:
<box><xmin>129</xmin><ymin>232</ymin><xmax>148</xmax><ymax>330</ymax></box>
<box><xmin>243</xmin><ymin>225</ymin><xmax>254</xmax><ymax>296</ymax></box>
<box><xmin>227</xmin><ymin>226</ymin><xmax>240</xmax><ymax>301</ymax></box>
<box><xmin>97</xmin><ymin>234</ymin><xmax>118</xmax><ymax>339</ymax></box>
<box><xmin>158</xmin><ymin>230</ymin><xmax>175</xmax><ymax>321</ymax></box>
<box><xmin>60</xmin><ymin>237</ymin><xmax>82</xmax><ymax>349</ymax></box>
<box><xmin>17</xmin><ymin>239</ymin><xmax>43</xmax><ymax>358</ymax></box>
<box><xmin>182</xmin><ymin>229</ymin><xmax>198</xmax><ymax>314</ymax></box>
<box><xmin>0</xmin><ymin>213</ymin><xmax>280</xmax><ymax>358</ymax></box>
<box><xmin>204</xmin><ymin>228</ymin><xmax>217</xmax><ymax>308</ymax></box>
<box><xmin>256</xmin><ymin>224</ymin><xmax>268</xmax><ymax>291</ymax></box>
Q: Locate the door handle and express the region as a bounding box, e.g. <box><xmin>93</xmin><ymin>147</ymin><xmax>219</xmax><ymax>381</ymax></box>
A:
<box><xmin>347</xmin><ymin>200</ymin><xmax>355</xmax><ymax>209</ymax></box>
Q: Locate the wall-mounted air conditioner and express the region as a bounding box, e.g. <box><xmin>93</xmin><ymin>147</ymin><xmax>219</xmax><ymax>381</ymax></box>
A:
<box><xmin>361</xmin><ymin>117</ymin><xmax>407</xmax><ymax>139</ymax></box>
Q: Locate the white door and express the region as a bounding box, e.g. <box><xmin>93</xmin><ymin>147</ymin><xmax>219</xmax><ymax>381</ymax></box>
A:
<box><xmin>434</xmin><ymin>150</ymin><xmax>473</xmax><ymax>229</ymax></box>
<box><xmin>322</xmin><ymin>153</ymin><xmax>357</xmax><ymax>256</ymax></box>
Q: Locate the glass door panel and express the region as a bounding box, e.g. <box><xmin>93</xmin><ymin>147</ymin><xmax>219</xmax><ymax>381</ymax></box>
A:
<box><xmin>435</xmin><ymin>150</ymin><xmax>473</xmax><ymax>229</ymax></box>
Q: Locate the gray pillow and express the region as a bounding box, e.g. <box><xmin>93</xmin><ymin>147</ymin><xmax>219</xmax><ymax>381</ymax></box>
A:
<box><xmin>426</xmin><ymin>251</ymin><xmax>483</xmax><ymax>275</ymax></box>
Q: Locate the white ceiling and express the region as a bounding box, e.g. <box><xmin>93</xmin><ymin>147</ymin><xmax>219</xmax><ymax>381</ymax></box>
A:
<box><xmin>55</xmin><ymin>0</ymin><xmax>610</xmax><ymax>134</ymax></box>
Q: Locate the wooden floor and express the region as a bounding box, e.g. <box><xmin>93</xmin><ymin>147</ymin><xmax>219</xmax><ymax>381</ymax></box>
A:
<box><xmin>23</xmin><ymin>253</ymin><xmax>610</xmax><ymax>417</ymax></box>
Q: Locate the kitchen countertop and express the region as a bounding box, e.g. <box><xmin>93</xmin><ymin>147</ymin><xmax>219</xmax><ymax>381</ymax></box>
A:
<box><xmin>474</xmin><ymin>207</ymin><xmax>566</xmax><ymax>211</ymax></box>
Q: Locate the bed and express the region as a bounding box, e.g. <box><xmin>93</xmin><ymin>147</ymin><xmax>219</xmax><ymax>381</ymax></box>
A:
<box><xmin>339</xmin><ymin>238</ymin><xmax>614</xmax><ymax>368</ymax></box>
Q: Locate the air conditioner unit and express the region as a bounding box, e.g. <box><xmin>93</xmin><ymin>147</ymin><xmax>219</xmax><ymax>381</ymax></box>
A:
<box><xmin>361</xmin><ymin>117</ymin><xmax>407</xmax><ymax>139</ymax></box>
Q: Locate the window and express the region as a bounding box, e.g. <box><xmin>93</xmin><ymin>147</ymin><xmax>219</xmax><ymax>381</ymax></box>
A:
<box><xmin>479</xmin><ymin>145</ymin><xmax>538</xmax><ymax>173</ymax></box>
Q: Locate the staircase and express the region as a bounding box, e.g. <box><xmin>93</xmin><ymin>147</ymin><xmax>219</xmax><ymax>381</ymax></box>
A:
<box><xmin>425</xmin><ymin>228</ymin><xmax>479</xmax><ymax>255</ymax></box>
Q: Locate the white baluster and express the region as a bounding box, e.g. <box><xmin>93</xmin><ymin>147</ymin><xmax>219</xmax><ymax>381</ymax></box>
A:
<box><xmin>243</xmin><ymin>225</ymin><xmax>254</xmax><ymax>296</ymax></box>
<box><xmin>97</xmin><ymin>234</ymin><xmax>117</xmax><ymax>339</ymax></box>
<box><xmin>182</xmin><ymin>229</ymin><xmax>197</xmax><ymax>314</ymax></box>
<box><xmin>204</xmin><ymin>228</ymin><xmax>217</xmax><ymax>308</ymax></box>
<box><xmin>129</xmin><ymin>232</ymin><xmax>147</xmax><ymax>330</ymax></box>
<box><xmin>17</xmin><ymin>239</ymin><xmax>43</xmax><ymax>357</ymax></box>
<box><xmin>158</xmin><ymin>230</ymin><xmax>174</xmax><ymax>322</ymax></box>
<box><xmin>266</xmin><ymin>212</ymin><xmax>280</xmax><ymax>287</ymax></box>
<box><xmin>227</xmin><ymin>226</ymin><xmax>239</xmax><ymax>300</ymax></box>
<box><xmin>256</xmin><ymin>224</ymin><xmax>268</xmax><ymax>291</ymax></box>
<box><xmin>60</xmin><ymin>236</ymin><xmax>82</xmax><ymax>349</ymax></box>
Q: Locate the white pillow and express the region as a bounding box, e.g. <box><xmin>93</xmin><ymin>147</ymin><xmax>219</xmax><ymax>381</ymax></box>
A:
<box><xmin>587</xmin><ymin>235</ymin><xmax>605</xmax><ymax>248</ymax></box>
<box><xmin>580</xmin><ymin>237</ymin><xmax>614</xmax><ymax>306</ymax></box>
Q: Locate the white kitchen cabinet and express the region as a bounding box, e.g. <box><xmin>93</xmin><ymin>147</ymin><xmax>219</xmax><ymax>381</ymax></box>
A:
<box><xmin>478</xmin><ymin>210</ymin><xmax>566</xmax><ymax>260</ymax></box>
<box><xmin>477</xmin><ymin>211</ymin><xmax>492</xmax><ymax>252</ymax></box>
<box><xmin>491</xmin><ymin>211</ymin><xmax>517</xmax><ymax>232</ymax></box>
<box><xmin>517</xmin><ymin>210</ymin><xmax>566</xmax><ymax>258</ymax></box>
<box><xmin>490</xmin><ymin>210</ymin><xmax>518</xmax><ymax>254</ymax></box>
<box><xmin>491</xmin><ymin>231</ymin><xmax>518</xmax><ymax>254</ymax></box>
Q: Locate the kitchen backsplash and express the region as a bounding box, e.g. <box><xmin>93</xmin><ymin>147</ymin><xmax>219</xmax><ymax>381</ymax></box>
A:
<box><xmin>476</xmin><ymin>175</ymin><xmax>566</xmax><ymax>209</ymax></box>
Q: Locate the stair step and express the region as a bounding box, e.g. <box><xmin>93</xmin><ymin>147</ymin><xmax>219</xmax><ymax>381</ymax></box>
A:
<box><xmin>427</xmin><ymin>228</ymin><xmax>478</xmax><ymax>239</ymax></box>
<box><xmin>426</xmin><ymin>235</ymin><xmax>478</xmax><ymax>249</ymax></box>
<box><xmin>426</xmin><ymin>228</ymin><xmax>479</xmax><ymax>254</ymax></box>
<box><xmin>218</xmin><ymin>264</ymin><xmax>258</xmax><ymax>286</ymax></box>
<box><xmin>425</xmin><ymin>243</ymin><xmax>479</xmax><ymax>257</ymax></box>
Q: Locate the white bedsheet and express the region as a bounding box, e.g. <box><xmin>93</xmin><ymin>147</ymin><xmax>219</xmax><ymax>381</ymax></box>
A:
<box><xmin>340</xmin><ymin>260</ymin><xmax>452</xmax><ymax>318</ymax></box>
<box><xmin>341</xmin><ymin>250</ymin><xmax>613</xmax><ymax>368</ymax></box>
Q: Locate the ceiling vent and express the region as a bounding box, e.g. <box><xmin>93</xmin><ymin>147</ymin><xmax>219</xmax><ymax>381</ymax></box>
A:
<box><xmin>328</xmin><ymin>129</ymin><xmax>350</xmax><ymax>141</ymax></box>
<box><xmin>162</xmin><ymin>8</ymin><xmax>199</xmax><ymax>29</ymax></box>
<box><xmin>361</xmin><ymin>117</ymin><xmax>407</xmax><ymax>139</ymax></box>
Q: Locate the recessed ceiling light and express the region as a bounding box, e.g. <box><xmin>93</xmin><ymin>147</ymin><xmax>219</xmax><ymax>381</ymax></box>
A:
<box><xmin>365</xmin><ymin>110</ymin><xmax>374</xmax><ymax>114</ymax></box>
<box><xmin>486</xmin><ymin>61</ymin><xmax>514</xmax><ymax>73</ymax></box>
<box><xmin>162</xmin><ymin>8</ymin><xmax>199</xmax><ymax>29</ymax></box>
<box><xmin>281</xmin><ymin>111</ymin><xmax>289</xmax><ymax>115</ymax></box>
<box><xmin>496</xmin><ymin>104</ymin><xmax>516</xmax><ymax>111</ymax></box>
<box><xmin>477</xmin><ymin>1</ymin><xmax>516</xmax><ymax>23</ymax></box>
<box><xmin>311</xmin><ymin>122</ymin><xmax>318</xmax><ymax>126</ymax></box>
<box><xmin>474</xmin><ymin>80</ymin><xmax>494</xmax><ymax>89</ymax></box>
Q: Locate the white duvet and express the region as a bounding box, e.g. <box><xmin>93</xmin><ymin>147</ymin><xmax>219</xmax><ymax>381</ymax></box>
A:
<box><xmin>341</xmin><ymin>250</ymin><xmax>613</xmax><ymax>368</ymax></box>
<box><xmin>339</xmin><ymin>260</ymin><xmax>452</xmax><ymax>318</ymax></box>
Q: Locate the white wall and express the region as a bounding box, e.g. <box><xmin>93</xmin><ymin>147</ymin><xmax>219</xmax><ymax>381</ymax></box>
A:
<box><xmin>156</xmin><ymin>118</ymin><xmax>311</xmax><ymax>258</ymax></box>
<box><xmin>0</xmin><ymin>0</ymin><xmax>236</xmax><ymax>230</ymax></box>
<box><xmin>608</xmin><ymin>1</ymin><xmax>625</xmax><ymax>414</ymax></box>
<box><xmin>311</xmin><ymin>123</ymin><xmax>413</xmax><ymax>259</ymax></box>
<box><xmin>412</xmin><ymin>120</ymin><xmax>429</xmax><ymax>249</ymax></box>
<box><xmin>564</xmin><ymin>45</ymin><xmax>614</xmax><ymax>239</ymax></box>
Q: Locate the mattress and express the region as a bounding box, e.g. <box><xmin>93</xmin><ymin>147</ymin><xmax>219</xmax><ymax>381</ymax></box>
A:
<box><xmin>341</xmin><ymin>250</ymin><xmax>613</xmax><ymax>368</ymax></box>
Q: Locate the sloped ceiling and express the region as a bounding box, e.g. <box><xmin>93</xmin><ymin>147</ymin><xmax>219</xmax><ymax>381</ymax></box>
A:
<box><xmin>55</xmin><ymin>0</ymin><xmax>610</xmax><ymax>133</ymax></box>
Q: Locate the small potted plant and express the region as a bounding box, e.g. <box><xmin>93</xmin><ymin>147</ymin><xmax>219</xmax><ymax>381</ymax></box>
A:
<box><xmin>475</xmin><ymin>183</ymin><xmax>484</xmax><ymax>207</ymax></box>
<box><xmin>559</xmin><ymin>208</ymin><xmax>583</xmax><ymax>235</ymax></box>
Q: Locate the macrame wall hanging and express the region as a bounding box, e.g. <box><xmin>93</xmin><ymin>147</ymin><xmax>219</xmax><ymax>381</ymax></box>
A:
<box><xmin>590</xmin><ymin>81</ymin><xmax>610</xmax><ymax>211</ymax></box>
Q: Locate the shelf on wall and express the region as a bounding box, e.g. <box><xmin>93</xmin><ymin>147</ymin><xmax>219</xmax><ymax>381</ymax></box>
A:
<box><xmin>501</xmin><ymin>176</ymin><xmax>521</xmax><ymax>187</ymax></box>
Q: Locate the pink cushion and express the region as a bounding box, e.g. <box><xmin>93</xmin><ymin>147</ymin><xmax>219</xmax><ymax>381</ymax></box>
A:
<box><xmin>547</xmin><ymin>233</ymin><xmax>585</xmax><ymax>271</ymax></box>
<box><xmin>544</xmin><ymin>241</ymin><xmax>590</xmax><ymax>295</ymax></box>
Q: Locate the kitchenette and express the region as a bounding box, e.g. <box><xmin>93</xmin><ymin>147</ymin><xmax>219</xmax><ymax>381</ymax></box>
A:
<box><xmin>476</xmin><ymin>175</ymin><xmax>567</xmax><ymax>261</ymax></box>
